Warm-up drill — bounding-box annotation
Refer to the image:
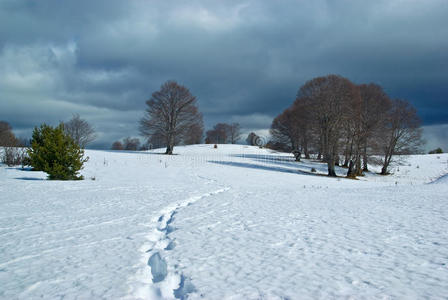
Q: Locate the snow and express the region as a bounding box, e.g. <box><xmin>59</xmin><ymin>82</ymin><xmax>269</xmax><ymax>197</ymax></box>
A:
<box><xmin>1</xmin><ymin>145</ymin><xmax>448</xmax><ymax>299</ymax></box>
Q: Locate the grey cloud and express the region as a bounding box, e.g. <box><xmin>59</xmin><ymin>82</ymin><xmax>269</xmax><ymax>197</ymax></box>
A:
<box><xmin>422</xmin><ymin>124</ymin><xmax>448</xmax><ymax>153</ymax></box>
<box><xmin>1</xmin><ymin>0</ymin><xmax>447</xmax><ymax>148</ymax></box>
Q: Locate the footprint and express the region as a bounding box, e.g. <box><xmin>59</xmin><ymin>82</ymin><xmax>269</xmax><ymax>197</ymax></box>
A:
<box><xmin>165</xmin><ymin>240</ymin><xmax>176</xmax><ymax>250</ymax></box>
<box><xmin>148</xmin><ymin>252</ymin><xmax>167</xmax><ymax>283</ymax></box>
<box><xmin>174</xmin><ymin>274</ymin><xmax>196</xmax><ymax>299</ymax></box>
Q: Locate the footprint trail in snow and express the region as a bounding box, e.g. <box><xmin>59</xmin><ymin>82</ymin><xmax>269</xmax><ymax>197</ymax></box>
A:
<box><xmin>128</xmin><ymin>187</ymin><xmax>230</xmax><ymax>299</ymax></box>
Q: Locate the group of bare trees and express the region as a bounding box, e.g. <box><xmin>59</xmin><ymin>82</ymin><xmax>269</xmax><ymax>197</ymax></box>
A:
<box><xmin>0</xmin><ymin>121</ymin><xmax>20</xmax><ymax>147</ymax></box>
<box><xmin>111</xmin><ymin>137</ymin><xmax>151</xmax><ymax>151</ymax></box>
<box><xmin>270</xmin><ymin>74</ymin><xmax>422</xmax><ymax>177</ymax></box>
<box><xmin>137</xmin><ymin>80</ymin><xmax>246</xmax><ymax>152</ymax></box>
<box><xmin>0</xmin><ymin>115</ymin><xmax>96</xmax><ymax>166</ymax></box>
<box><xmin>62</xmin><ymin>114</ymin><xmax>96</xmax><ymax>148</ymax></box>
<box><xmin>205</xmin><ymin>123</ymin><xmax>241</xmax><ymax>144</ymax></box>
<box><xmin>111</xmin><ymin>137</ymin><xmax>141</xmax><ymax>151</ymax></box>
<box><xmin>139</xmin><ymin>81</ymin><xmax>204</xmax><ymax>154</ymax></box>
<box><xmin>0</xmin><ymin>121</ymin><xmax>26</xmax><ymax>166</ymax></box>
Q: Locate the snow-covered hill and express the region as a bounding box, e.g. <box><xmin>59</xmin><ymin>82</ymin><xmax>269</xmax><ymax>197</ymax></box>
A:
<box><xmin>1</xmin><ymin>145</ymin><xmax>447</xmax><ymax>299</ymax></box>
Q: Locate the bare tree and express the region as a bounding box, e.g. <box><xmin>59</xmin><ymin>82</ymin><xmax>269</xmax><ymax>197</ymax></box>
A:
<box><xmin>215</xmin><ymin>123</ymin><xmax>231</xmax><ymax>143</ymax></box>
<box><xmin>206</xmin><ymin>123</ymin><xmax>227</xmax><ymax>144</ymax></box>
<box><xmin>123</xmin><ymin>137</ymin><xmax>141</xmax><ymax>151</ymax></box>
<box><xmin>338</xmin><ymin>84</ymin><xmax>391</xmax><ymax>177</ymax></box>
<box><xmin>63</xmin><ymin>114</ymin><xmax>96</xmax><ymax>148</ymax></box>
<box><xmin>270</xmin><ymin>108</ymin><xmax>299</xmax><ymax>151</ymax></box>
<box><xmin>112</xmin><ymin>138</ymin><xmax>142</xmax><ymax>151</ymax></box>
<box><xmin>380</xmin><ymin>99</ymin><xmax>422</xmax><ymax>175</ymax></box>
<box><xmin>228</xmin><ymin>123</ymin><xmax>241</xmax><ymax>144</ymax></box>
<box><xmin>292</xmin><ymin>97</ymin><xmax>313</xmax><ymax>158</ymax></box>
<box><xmin>0</xmin><ymin>121</ymin><xmax>19</xmax><ymax>146</ymax></box>
<box><xmin>111</xmin><ymin>140</ymin><xmax>124</xmax><ymax>150</ymax></box>
<box><xmin>205</xmin><ymin>129</ymin><xmax>222</xmax><ymax>144</ymax></box>
<box><xmin>270</xmin><ymin>98</ymin><xmax>312</xmax><ymax>157</ymax></box>
<box><xmin>205</xmin><ymin>123</ymin><xmax>240</xmax><ymax>144</ymax></box>
<box><xmin>300</xmin><ymin>75</ymin><xmax>360</xmax><ymax>177</ymax></box>
<box><xmin>343</xmin><ymin>103</ymin><xmax>362</xmax><ymax>177</ymax></box>
<box><xmin>140</xmin><ymin>81</ymin><xmax>203</xmax><ymax>154</ymax></box>
<box><xmin>358</xmin><ymin>84</ymin><xmax>391</xmax><ymax>172</ymax></box>
<box><xmin>0</xmin><ymin>121</ymin><xmax>26</xmax><ymax>166</ymax></box>
<box><xmin>184</xmin><ymin>122</ymin><xmax>204</xmax><ymax>145</ymax></box>
<box><xmin>149</xmin><ymin>130</ymin><xmax>166</xmax><ymax>149</ymax></box>
<box><xmin>266</xmin><ymin>140</ymin><xmax>290</xmax><ymax>152</ymax></box>
<box><xmin>139</xmin><ymin>140</ymin><xmax>152</xmax><ymax>151</ymax></box>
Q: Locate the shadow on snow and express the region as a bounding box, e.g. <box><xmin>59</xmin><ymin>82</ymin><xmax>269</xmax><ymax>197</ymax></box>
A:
<box><xmin>208</xmin><ymin>160</ymin><xmax>322</xmax><ymax>177</ymax></box>
<box><xmin>14</xmin><ymin>177</ymin><xmax>45</xmax><ymax>181</ymax></box>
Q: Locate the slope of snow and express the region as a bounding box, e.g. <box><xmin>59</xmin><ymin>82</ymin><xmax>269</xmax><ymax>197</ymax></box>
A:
<box><xmin>1</xmin><ymin>145</ymin><xmax>447</xmax><ymax>299</ymax></box>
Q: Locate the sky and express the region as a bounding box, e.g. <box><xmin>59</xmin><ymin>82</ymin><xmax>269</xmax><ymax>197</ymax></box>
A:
<box><xmin>1</xmin><ymin>0</ymin><xmax>447</xmax><ymax>150</ymax></box>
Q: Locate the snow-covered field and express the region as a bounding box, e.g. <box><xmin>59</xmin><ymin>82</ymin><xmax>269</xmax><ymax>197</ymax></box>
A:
<box><xmin>1</xmin><ymin>145</ymin><xmax>448</xmax><ymax>299</ymax></box>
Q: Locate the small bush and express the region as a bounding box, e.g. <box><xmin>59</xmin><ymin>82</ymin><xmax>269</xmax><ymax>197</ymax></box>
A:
<box><xmin>22</xmin><ymin>155</ymin><xmax>32</xmax><ymax>168</ymax></box>
<box><xmin>214</xmin><ymin>144</ymin><xmax>218</xmax><ymax>149</ymax></box>
<box><xmin>1</xmin><ymin>147</ymin><xmax>28</xmax><ymax>166</ymax></box>
<box><xmin>311</xmin><ymin>167</ymin><xmax>317</xmax><ymax>173</ymax></box>
<box><xmin>429</xmin><ymin>147</ymin><xmax>443</xmax><ymax>154</ymax></box>
<box><xmin>27</xmin><ymin>123</ymin><xmax>88</xmax><ymax>180</ymax></box>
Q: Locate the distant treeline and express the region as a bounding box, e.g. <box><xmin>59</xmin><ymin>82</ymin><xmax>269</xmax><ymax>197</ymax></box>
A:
<box><xmin>1</xmin><ymin>75</ymin><xmax>425</xmax><ymax>179</ymax></box>
<box><xmin>118</xmin><ymin>75</ymin><xmax>423</xmax><ymax>177</ymax></box>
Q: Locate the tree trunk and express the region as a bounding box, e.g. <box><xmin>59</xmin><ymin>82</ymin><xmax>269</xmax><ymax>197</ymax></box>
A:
<box><xmin>347</xmin><ymin>159</ymin><xmax>355</xmax><ymax>177</ymax></box>
<box><xmin>322</xmin><ymin>131</ymin><xmax>329</xmax><ymax>163</ymax></box>
<box><xmin>317</xmin><ymin>132</ymin><xmax>323</xmax><ymax>160</ymax></box>
<box><xmin>165</xmin><ymin>135</ymin><xmax>175</xmax><ymax>154</ymax></box>
<box><xmin>165</xmin><ymin>144</ymin><xmax>173</xmax><ymax>155</ymax></box>
<box><xmin>354</xmin><ymin>153</ymin><xmax>363</xmax><ymax>176</ymax></box>
<box><xmin>291</xmin><ymin>138</ymin><xmax>297</xmax><ymax>152</ymax></box>
<box><xmin>328</xmin><ymin>159</ymin><xmax>337</xmax><ymax>177</ymax></box>
<box><xmin>343</xmin><ymin>137</ymin><xmax>354</xmax><ymax>167</ymax></box>
<box><xmin>342</xmin><ymin>146</ymin><xmax>350</xmax><ymax>167</ymax></box>
<box><xmin>326</xmin><ymin>132</ymin><xmax>337</xmax><ymax>177</ymax></box>
<box><xmin>327</xmin><ymin>144</ymin><xmax>337</xmax><ymax>177</ymax></box>
<box><xmin>362</xmin><ymin>141</ymin><xmax>368</xmax><ymax>172</ymax></box>
<box><xmin>303</xmin><ymin>136</ymin><xmax>310</xmax><ymax>159</ymax></box>
<box><xmin>342</xmin><ymin>132</ymin><xmax>352</xmax><ymax>167</ymax></box>
<box><xmin>381</xmin><ymin>154</ymin><xmax>391</xmax><ymax>175</ymax></box>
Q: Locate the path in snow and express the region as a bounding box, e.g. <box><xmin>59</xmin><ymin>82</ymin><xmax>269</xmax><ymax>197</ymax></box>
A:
<box><xmin>128</xmin><ymin>187</ymin><xmax>230</xmax><ymax>299</ymax></box>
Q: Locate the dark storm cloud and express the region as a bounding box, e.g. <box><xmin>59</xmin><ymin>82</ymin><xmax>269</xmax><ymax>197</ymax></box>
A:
<box><xmin>1</xmin><ymin>0</ymin><xmax>447</xmax><ymax>149</ymax></box>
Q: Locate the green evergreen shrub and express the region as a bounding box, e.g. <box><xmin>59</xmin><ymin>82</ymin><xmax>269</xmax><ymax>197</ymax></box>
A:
<box><xmin>428</xmin><ymin>147</ymin><xmax>443</xmax><ymax>154</ymax></box>
<box><xmin>27</xmin><ymin>123</ymin><xmax>88</xmax><ymax>180</ymax></box>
